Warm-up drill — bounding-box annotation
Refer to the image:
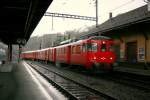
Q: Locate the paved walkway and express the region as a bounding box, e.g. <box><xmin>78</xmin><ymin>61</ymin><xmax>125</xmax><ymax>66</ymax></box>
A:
<box><xmin>0</xmin><ymin>62</ymin><xmax>66</xmax><ymax>100</ymax></box>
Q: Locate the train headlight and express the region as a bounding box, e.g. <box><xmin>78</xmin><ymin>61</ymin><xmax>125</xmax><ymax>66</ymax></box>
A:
<box><xmin>110</xmin><ymin>57</ymin><xmax>113</xmax><ymax>60</ymax></box>
<box><xmin>93</xmin><ymin>56</ymin><xmax>96</xmax><ymax>60</ymax></box>
<box><xmin>91</xmin><ymin>56</ymin><xmax>97</xmax><ymax>61</ymax></box>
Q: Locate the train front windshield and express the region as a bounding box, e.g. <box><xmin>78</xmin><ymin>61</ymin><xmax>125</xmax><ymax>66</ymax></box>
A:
<box><xmin>86</xmin><ymin>41</ymin><xmax>114</xmax><ymax>52</ymax></box>
<box><xmin>86</xmin><ymin>43</ymin><xmax>98</xmax><ymax>52</ymax></box>
<box><xmin>101</xmin><ymin>44</ymin><xmax>106</xmax><ymax>52</ymax></box>
<box><xmin>101</xmin><ymin>42</ymin><xmax>114</xmax><ymax>52</ymax></box>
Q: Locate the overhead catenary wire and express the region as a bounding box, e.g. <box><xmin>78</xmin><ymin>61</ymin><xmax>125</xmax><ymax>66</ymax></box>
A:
<box><xmin>110</xmin><ymin>0</ymin><xmax>135</xmax><ymax>12</ymax></box>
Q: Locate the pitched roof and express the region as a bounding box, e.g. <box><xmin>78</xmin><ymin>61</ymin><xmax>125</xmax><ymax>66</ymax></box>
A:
<box><xmin>98</xmin><ymin>5</ymin><xmax>150</xmax><ymax>32</ymax></box>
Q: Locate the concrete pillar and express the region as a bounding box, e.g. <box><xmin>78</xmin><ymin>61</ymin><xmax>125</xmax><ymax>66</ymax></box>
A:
<box><xmin>7</xmin><ymin>44</ymin><xmax>12</xmax><ymax>62</ymax></box>
<box><xmin>144</xmin><ymin>33</ymin><xmax>149</xmax><ymax>69</ymax></box>
<box><xmin>18</xmin><ymin>44</ymin><xmax>22</xmax><ymax>62</ymax></box>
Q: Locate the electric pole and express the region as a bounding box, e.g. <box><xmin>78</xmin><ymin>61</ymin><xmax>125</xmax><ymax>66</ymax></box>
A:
<box><xmin>96</xmin><ymin>0</ymin><xmax>98</xmax><ymax>27</ymax></box>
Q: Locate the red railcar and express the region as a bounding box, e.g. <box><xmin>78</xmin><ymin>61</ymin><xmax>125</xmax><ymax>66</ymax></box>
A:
<box><xmin>21</xmin><ymin>36</ymin><xmax>116</xmax><ymax>71</ymax></box>
<box><xmin>21</xmin><ymin>51</ymin><xmax>36</xmax><ymax>60</ymax></box>
<box><xmin>69</xmin><ymin>36</ymin><xmax>116</xmax><ymax>70</ymax></box>
<box><xmin>45</xmin><ymin>48</ymin><xmax>56</xmax><ymax>62</ymax></box>
<box><xmin>36</xmin><ymin>49</ymin><xmax>45</xmax><ymax>61</ymax></box>
<box><xmin>55</xmin><ymin>44</ymin><xmax>71</xmax><ymax>65</ymax></box>
<box><xmin>36</xmin><ymin>48</ymin><xmax>51</xmax><ymax>62</ymax></box>
<box><xmin>50</xmin><ymin>48</ymin><xmax>56</xmax><ymax>62</ymax></box>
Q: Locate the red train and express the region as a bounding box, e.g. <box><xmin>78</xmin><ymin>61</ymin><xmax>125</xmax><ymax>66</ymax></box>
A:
<box><xmin>21</xmin><ymin>36</ymin><xmax>116</xmax><ymax>71</ymax></box>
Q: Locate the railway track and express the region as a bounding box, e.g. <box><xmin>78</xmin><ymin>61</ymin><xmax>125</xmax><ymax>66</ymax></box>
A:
<box><xmin>99</xmin><ymin>71</ymin><xmax>150</xmax><ymax>91</ymax></box>
<box><xmin>52</xmin><ymin>62</ymin><xmax>150</xmax><ymax>91</ymax></box>
<box><xmin>70</xmin><ymin>68</ymin><xmax>150</xmax><ymax>91</ymax></box>
<box><xmin>26</xmin><ymin>61</ymin><xmax>116</xmax><ymax>100</ymax></box>
<box><xmin>57</xmin><ymin>64</ymin><xmax>150</xmax><ymax>91</ymax></box>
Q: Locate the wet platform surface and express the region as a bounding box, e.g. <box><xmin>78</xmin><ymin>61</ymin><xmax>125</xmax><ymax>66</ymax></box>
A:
<box><xmin>0</xmin><ymin>73</ymin><xmax>15</xmax><ymax>100</ymax></box>
<box><xmin>0</xmin><ymin>61</ymin><xmax>150</xmax><ymax>100</ymax></box>
<box><xmin>0</xmin><ymin>62</ymin><xmax>66</xmax><ymax>100</ymax></box>
<box><xmin>0</xmin><ymin>63</ymin><xmax>16</xmax><ymax>100</ymax></box>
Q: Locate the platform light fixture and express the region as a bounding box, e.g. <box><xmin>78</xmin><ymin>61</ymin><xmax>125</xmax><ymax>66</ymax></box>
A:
<box><xmin>17</xmin><ymin>38</ymin><xmax>26</xmax><ymax>45</ymax></box>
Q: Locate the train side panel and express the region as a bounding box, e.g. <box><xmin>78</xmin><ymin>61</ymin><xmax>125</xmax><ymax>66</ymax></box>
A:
<box><xmin>70</xmin><ymin>40</ymin><xmax>91</xmax><ymax>69</ymax></box>
<box><xmin>55</xmin><ymin>45</ymin><xmax>70</xmax><ymax>65</ymax></box>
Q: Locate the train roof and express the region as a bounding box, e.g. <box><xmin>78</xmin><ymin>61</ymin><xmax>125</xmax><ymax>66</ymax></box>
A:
<box><xmin>65</xmin><ymin>36</ymin><xmax>112</xmax><ymax>46</ymax></box>
<box><xmin>22</xmin><ymin>50</ymin><xmax>37</xmax><ymax>53</ymax></box>
<box><xmin>22</xmin><ymin>47</ymin><xmax>53</xmax><ymax>53</ymax></box>
<box><xmin>22</xmin><ymin>36</ymin><xmax>112</xmax><ymax>52</ymax></box>
<box><xmin>56</xmin><ymin>36</ymin><xmax>112</xmax><ymax>48</ymax></box>
<box><xmin>88</xmin><ymin>36</ymin><xmax>111</xmax><ymax>40</ymax></box>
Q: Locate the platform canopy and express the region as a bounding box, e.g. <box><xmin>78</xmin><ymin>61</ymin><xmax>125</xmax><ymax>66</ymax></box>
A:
<box><xmin>0</xmin><ymin>0</ymin><xmax>53</xmax><ymax>45</ymax></box>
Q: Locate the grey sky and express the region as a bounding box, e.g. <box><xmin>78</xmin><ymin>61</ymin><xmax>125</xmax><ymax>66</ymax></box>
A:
<box><xmin>31</xmin><ymin>0</ymin><xmax>147</xmax><ymax>36</ymax></box>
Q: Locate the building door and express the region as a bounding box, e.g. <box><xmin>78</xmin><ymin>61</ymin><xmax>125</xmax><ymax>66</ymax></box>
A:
<box><xmin>126</xmin><ymin>42</ymin><xmax>137</xmax><ymax>63</ymax></box>
<box><xmin>114</xmin><ymin>45</ymin><xmax>120</xmax><ymax>62</ymax></box>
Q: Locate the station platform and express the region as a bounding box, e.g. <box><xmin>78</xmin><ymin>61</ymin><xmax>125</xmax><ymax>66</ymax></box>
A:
<box><xmin>114</xmin><ymin>65</ymin><xmax>150</xmax><ymax>76</ymax></box>
<box><xmin>0</xmin><ymin>61</ymin><xmax>67</xmax><ymax>100</ymax></box>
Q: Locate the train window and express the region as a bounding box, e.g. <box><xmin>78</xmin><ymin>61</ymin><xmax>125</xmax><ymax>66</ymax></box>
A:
<box><xmin>76</xmin><ymin>45</ymin><xmax>81</xmax><ymax>54</ymax></box>
<box><xmin>63</xmin><ymin>48</ymin><xmax>65</xmax><ymax>54</ymax></box>
<box><xmin>60</xmin><ymin>49</ymin><xmax>62</xmax><ymax>54</ymax></box>
<box><xmin>50</xmin><ymin>50</ymin><xmax>52</xmax><ymax>55</ymax></box>
<box><xmin>86</xmin><ymin>43</ymin><xmax>98</xmax><ymax>52</ymax></box>
<box><xmin>61</xmin><ymin>48</ymin><xmax>63</xmax><ymax>54</ymax></box>
<box><xmin>87</xmin><ymin>43</ymin><xmax>92</xmax><ymax>51</ymax></box>
<box><xmin>59</xmin><ymin>49</ymin><xmax>60</xmax><ymax>54</ymax></box>
<box><xmin>72</xmin><ymin>46</ymin><xmax>76</xmax><ymax>54</ymax></box>
<box><xmin>56</xmin><ymin>49</ymin><xmax>60</xmax><ymax>55</ymax></box>
<box><xmin>101</xmin><ymin>44</ymin><xmax>106</xmax><ymax>52</ymax></box>
<box><xmin>82</xmin><ymin>43</ymin><xmax>98</xmax><ymax>52</ymax></box>
<box><xmin>82</xmin><ymin>44</ymin><xmax>86</xmax><ymax>52</ymax></box>
<box><xmin>61</xmin><ymin>48</ymin><xmax>62</xmax><ymax>54</ymax></box>
<box><xmin>91</xmin><ymin>43</ymin><xmax>98</xmax><ymax>52</ymax></box>
<box><xmin>64</xmin><ymin>48</ymin><xmax>66</xmax><ymax>54</ymax></box>
<box><xmin>56</xmin><ymin>49</ymin><xmax>58</xmax><ymax>55</ymax></box>
<box><xmin>72</xmin><ymin>45</ymin><xmax>81</xmax><ymax>54</ymax></box>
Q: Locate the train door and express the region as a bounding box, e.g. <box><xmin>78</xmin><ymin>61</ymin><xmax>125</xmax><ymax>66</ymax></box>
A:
<box><xmin>46</xmin><ymin>49</ymin><xmax>49</xmax><ymax>61</ymax></box>
<box><xmin>66</xmin><ymin>46</ymin><xmax>71</xmax><ymax>64</ymax></box>
<box><xmin>53</xmin><ymin>48</ymin><xmax>56</xmax><ymax>62</ymax></box>
<box><xmin>80</xmin><ymin>43</ymin><xmax>86</xmax><ymax>65</ymax></box>
<box><xmin>126</xmin><ymin>42</ymin><xmax>137</xmax><ymax>63</ymax></box>
<box><xmin>70</xmin><ymin>45</ymin><xmax>82</xmax><ymax>65</ymax></box>
<box><xmin>47</xmin><ymin>49</ymin><xmax>50</xmax><ymax>61</ymax></box>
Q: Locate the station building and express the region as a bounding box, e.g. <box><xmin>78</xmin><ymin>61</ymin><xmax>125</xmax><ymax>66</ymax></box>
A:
<box><xmin>82</xmin><ymin>4</ymin><xmax>150</xmax><ymax>68</ymax></box>
<box><xmin>100</xmin><ymin>5</ymin><xmax>150</xmax><ymax>68</ymax></box>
